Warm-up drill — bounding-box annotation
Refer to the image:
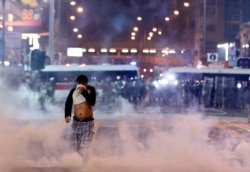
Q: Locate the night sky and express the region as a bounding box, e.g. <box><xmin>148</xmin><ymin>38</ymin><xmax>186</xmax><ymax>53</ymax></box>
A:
<box><xmin>42</xmin><ymin>0</ymin><xmax>192</xmax><ymax>49</ymax></box>
<box><xmin>58</xmin><ymin>0</ymin><xmax>188</xmax><ymax>47</ymax></box>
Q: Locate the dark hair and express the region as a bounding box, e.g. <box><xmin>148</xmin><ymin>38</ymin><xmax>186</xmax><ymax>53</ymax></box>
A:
<box><xmin>76</xmin><ymin>75</ymin><xmax>88</xmax><ymax>83</ymax></box>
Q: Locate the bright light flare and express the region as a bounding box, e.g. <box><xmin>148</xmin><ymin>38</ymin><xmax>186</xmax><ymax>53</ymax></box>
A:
<box><xmin>133</xmin><ymin>27</ymin><xmax>139</xmax><ymax>32</ymax></box>
<box><xmin>77</xmin><ymin>34</ymin><xmax>82</xmax><ymax>39</ymax></box>
<box><xmin>130</xmin><ymin>61</ymin><xmax>137</xmax><ymax>66</ymax></box>
<box><xmin>165</xmin><ymin>17</ymin><xmax>170</xmax><ymax>21</ymax></box>
<box><xmin>70</xmin><ymin>1</ymin><xmax>76</xmax><ymax>6</ymax></box>
<box><xmin>77</xmin><ymin>7</ymin><xmax>84</xmax><ymax>13</ymax></box>
<box><xmin>70</xmin><ymin>15</ymin><xmax>76</xmax><ymax>20</ymax></box>
<box><xmin>73</xmin><ymin>28</ymin><xmax>78</xmax><ymax>32</ymax></box>
<box><xmin>174</xmin><ymin>10</ymin><xmax>179</xmax><ymax>15</ymax></box>
<box><xmin>166</xmin><ymin>73</ymin><xmax>175</xmax><ymax>81</ymax></box>
<box><xmin>153</xmin><ymin>80</ymin><xmax>159</xmax><ymax>88</ymax></box>
<box><xmin>184</xmin><ymin>2</ymin><xmax>190</xmax><ymax>7</ymax></box>
<box><xmin>137</xmin><ymin>16</ymin><xmax>142</xmax><ymax>21</ymax></box>
<box><xmin>237</xmin><ymin>83</ymin><xmax>242</xmax><ymax>89</ymax></box>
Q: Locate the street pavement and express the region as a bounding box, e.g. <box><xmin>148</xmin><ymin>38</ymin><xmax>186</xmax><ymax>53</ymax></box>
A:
<box><xmin>9</xmin><ymin>106</ymin><xmax>250</xmax><ymax>172</ymax></box>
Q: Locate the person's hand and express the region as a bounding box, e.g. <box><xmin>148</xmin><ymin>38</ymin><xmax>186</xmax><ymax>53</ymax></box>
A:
<box><xmin>65</xmin><ymin>116</ymin><xmax>71</xmax><ymax>123</ymax></box>
<box><xmin>78</xmin><ymin>84</ymin><xmax>87</xmax><ymax>92</ymax></box>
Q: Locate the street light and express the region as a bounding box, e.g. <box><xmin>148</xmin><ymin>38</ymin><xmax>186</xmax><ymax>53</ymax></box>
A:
<box><xmin>77</xmin><ymin>7</ymin><xmax>83</xmax><ymax>13</ymax></box>
<box><xmin>165</xmin><ymin>17</ymin><xmax>170</xmax><ymax>21</ymax></box>
<box><xmin>70</xmin><ymin>1</ymin><xmax>76</xmax><ymax>6</ymax></box>
<box><xmin>1</xmin><ymin>0</ymin><xmax>5</xmax><ymax>65</ymax></box>
<box><xmin>137</xmin><ymin>16</ymin><xmax>142</xmax><ymax>21</ymax></box>
<box><xmin>184</xmin><ymin>2</ymin><xmax>190</xmax><ymax>7</ymax></box>
<box><xmin>174</xmin><ymin>10</ymin><xmax>179</xmax><ymax>15</ymax></box>
<box><xmin>70</xmin><ymin>15</ymin><xmax>76</xmax><ymax>20</ymax></box>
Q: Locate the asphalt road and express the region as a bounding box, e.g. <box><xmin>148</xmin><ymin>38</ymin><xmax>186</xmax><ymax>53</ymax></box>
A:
<box><xmin>7</xmin><ymin>107</ymin><xmax>250</xmax><ymax>172</ymax></box>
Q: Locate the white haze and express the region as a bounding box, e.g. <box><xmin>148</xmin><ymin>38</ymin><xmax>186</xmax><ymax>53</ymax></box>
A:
<box><xmin>0</xmin><ymin>78</ymin><xmax>249</xmax><ymax>172</ymax></box>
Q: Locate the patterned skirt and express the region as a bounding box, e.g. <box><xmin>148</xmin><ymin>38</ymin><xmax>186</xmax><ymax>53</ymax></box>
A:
<box><xmin>71</xmin><ymin>119</ymin><xmax>95</xmax><ymax>150</ymax></box>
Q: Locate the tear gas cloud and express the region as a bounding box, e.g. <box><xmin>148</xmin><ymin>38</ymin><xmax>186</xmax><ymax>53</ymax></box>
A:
<box><xmin>0</xmin><ymin>77</ymin><xmax>249</xmax><ymax>172</ymax></box>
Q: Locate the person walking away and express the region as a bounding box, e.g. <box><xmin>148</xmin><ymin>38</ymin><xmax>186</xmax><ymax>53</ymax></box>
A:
<box><xmin>64</xmin><ymin>75</ymin><xmax>96</xmax><ymax>155</ymax></box>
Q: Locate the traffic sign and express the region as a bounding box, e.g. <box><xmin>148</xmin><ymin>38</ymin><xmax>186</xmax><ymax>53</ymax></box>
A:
<box><xmin>207</xmin><ymin>53</ymin><xmax>218</xmax><ymax>62</ymax></box>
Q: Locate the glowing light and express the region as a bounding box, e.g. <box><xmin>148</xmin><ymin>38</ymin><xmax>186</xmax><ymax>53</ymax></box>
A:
<box><xmin>174</xmin><ymin>10</ymin><xmax>179</xmax><ymax>15</ymax></box>
<box><xmin>153</xmin><ymin>80</ymin><xmax>159</xmax><ymax>88</ymax></box>
<box><xmin>22</xmin><ymin>33</ymin><xmax>40</xmax><ymax>50</ymax></box>
<box><xmin>67</xmin><ymin>47</ymin><xmax>83</xmax><ymax>57</ymax></box>
<box><xmin>165</xmin><ymin>17</ymin><xmax>170</xmax><ymax>21</ymax></box>
<box><xmin>77</xmin><ymin>7</ymin><xmax>84</xmax><ymax>13</ymax></box>
<box><xmin>237</xmin><ymin>83</ymin><xmax>242</xmax><ymax>89</ymax></box>
<box><xmin>4</xmin><ymin>61</ymin><xmax>10</xmax><ymax>66</ymax></box>
<box><xmin>82</xmin><ymin>48</ymin><xmax>87</xmax><ymax>53</ymax></box>
<box><xmin>130</xmin><ymin>48</ymin><xmax>138</xmax><ymax>53</ymax></box>
<box><xmin>137</xmin><ymin>16</ymin><xmax>142</xmax><ymax>21</ymax></box>
<box><xmin>184</xmin><ymin>2</ymin><xmax>190</xmax><ymax>7</ymax></box>
<box><xmin>109</xmin><ymin>48</ymin><xmax>117</xmax><ymax>53</ymax></box>
<box><xmin>133</xmin><ymin>27</ymin><xmax>139</xmax><ymax>32</ymax></box>
<box><xmin>88</xmin><ymin>48</ymin><xmax>95</xmax><ymax>53</ymax></box>
<box><xmin>143</xmin><ymin>49</ymin><xmax>149</xmax><ymax>53</ymax></box>
<box><xmin>100</xmin><ymin>48</ymin><xmax>108</xmax><ymax>53</ymax></box>
<box><xmin>149</xmin><ymin>49</ymin><xmax>157</xmax><ymax>53</ymax></box>
<box><xmin>152</xmin><ymin>28</ymin><xmax>157</xmax><ymax>32</ymax></box>
<box><xmin>70</xmin><ymin>1</ymin><xmax>76</xmax><ymax>6</ymax></box>
<box><xmin>73</xmin><ymin>28</ymin><xmax>78</xmax><ymax>32</ymax></box>
<box><xmin>70</xmin><ymin>16</ymin><xmax>76</xmax><ymax>20</ymax></box>
<box><xmin>77</xmin><ymin>34</ymin><xmax>82</xmax><ymax>39</ymax></box>
<box><xmin>7</xmin><ymin>26</ymin><xmax>13</xmax><ymax>31</ymax></box>
<box><xmin>130</xmin><ymin>61</ymin><xmax>137</xmax><ymax>65</ymax></box>
<box><xmin>121</xmin><ymin>49</ymin><xmax>129</xmax><ymax>53</ymax></box>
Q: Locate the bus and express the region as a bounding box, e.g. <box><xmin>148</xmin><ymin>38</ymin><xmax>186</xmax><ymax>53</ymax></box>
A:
<box><xmin>167</xmin><ymin>67</ymin><xmax>250</xmax><ymax>109</ymax></box>
<box><xmin>36</xmin><ymin>64</ymin><xmax>140</xmax><ymax>103</ymax></box>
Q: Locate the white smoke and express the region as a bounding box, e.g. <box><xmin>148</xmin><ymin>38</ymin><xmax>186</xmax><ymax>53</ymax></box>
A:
<box><xmin>0</xmin><ymin>78</ymin><xmax>249</xmax><ymax>172</ymax></box>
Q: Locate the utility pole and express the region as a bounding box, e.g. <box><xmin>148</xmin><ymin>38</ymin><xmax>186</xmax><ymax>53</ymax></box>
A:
<box><xmin>48</xmin><ymin>0</ymin><xmax>54</xmax><ymax>61</ymax></box>
<box><xmin>203</xmin><ymin>0</ymin><xmax>207</xmax><ymax>60</ymax></box>
<box><xmin>1</xmin><ymin>0</ymin><xmax>5</xmax><ymax>66</ymax></box>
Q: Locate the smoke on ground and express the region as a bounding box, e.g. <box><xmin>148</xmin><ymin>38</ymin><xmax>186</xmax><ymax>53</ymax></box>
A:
<box><xmin>0</xmin><ymin>79</ymin><xmax>249</xmax><ymax>172</ymax></box>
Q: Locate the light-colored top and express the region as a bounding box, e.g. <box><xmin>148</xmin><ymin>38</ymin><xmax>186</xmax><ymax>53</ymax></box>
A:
<box><xmin>73</xmin><ymin>84</ymin><xmax>86</xmax><ymax>105</ymax></box>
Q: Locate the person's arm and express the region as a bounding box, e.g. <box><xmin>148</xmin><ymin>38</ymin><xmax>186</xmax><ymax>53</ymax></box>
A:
<box><xmin>82</xmin><ymin>85</ymin><xmax>96</xmax><ymax>106</ymax></box>
<box><xmin>64</xmin><ymin>89</ymin><xmax>74</xmax><ymax>122</ymax></box>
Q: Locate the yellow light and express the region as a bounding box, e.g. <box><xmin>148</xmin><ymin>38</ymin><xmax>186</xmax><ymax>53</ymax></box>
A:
<box><xmin>70</xmin><ymin>1</ymin><xmax>76</xmax><ymax>6</ymax></box>
<box><xmin>174</xmin><ymin>10</ymin><xmax>179</xmax><ymax>15</ymax></box>
<box><xmin>137</xmin><ymin>16</ymin><xmax>142</xmax><ymax>21</ymax></box>
<box><xmin>70</xmin><ymin>16</ymin><xmax>76</xmax><ymax>20</ymax></box>
<box><xmin>165</xmin><ymin>17</ymin><xmax>170</xmax><ymax>21</ymax></box>
<box><xmin>77</xmin><ymin>7</ymin><xmax>84</xmax><ymax>13</ymax></box>
<box><xmin>184</xmin><ymin>2</ymin><xmax>190</xmax><ymax>7</ymax></box>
